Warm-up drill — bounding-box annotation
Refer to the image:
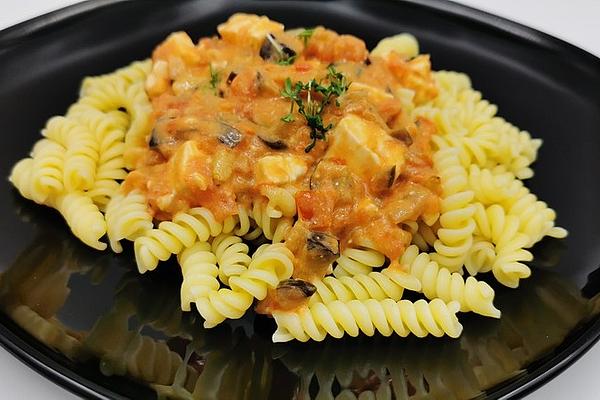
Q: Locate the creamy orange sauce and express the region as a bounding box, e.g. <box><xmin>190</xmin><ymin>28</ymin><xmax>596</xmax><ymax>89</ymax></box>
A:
<box><xmin>124</xmin><ymin>14</ymin><xmax>441</xmax><ymax>303</ymax></box>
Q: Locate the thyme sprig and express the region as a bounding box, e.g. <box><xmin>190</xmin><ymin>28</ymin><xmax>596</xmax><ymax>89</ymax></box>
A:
<box><xmin>209</xmin><ymin>64</ymin><xmax>220</xmax><ymax>92</ymax></box>
<box><xmin>297</xmin><ymin>27</ymin><xmax>315</xmax><ymax>46</ymax></box>
<box><xmin>281</xmin><ymin>65</ymin><xmax>350</xmax><ymax>152</ymax></box>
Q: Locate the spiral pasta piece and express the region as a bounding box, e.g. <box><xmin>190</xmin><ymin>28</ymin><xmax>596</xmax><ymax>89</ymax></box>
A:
<box><xmin>68</xmin><ymin>104</ymin><xmax>129</xmax><ymax>135</ymax></box>
<box><xmin>371</xmin><ymin>33</ymin><xmax>419</xmax><ymax>59</ymax></box>
<box><xmin>261</xmin><ymin>186</ymin><xmax>297</xmax><ymax>218</ymax></box>
<box><xmin>501</xmin><ymin>187</ymin><xmax>568</xmax><ymax>247</ymax></box>
<box><xmin>401</xmin><ymin>245</ymin><xmax>500</xmax><ymax>317</ymax></box>
<box><xmin>9</xmin><ymin>158</ymin><xmax>35</xmax><ymax>201</ymax></box>
<box><xmin>134</xmin><ymin>207</ymin><xmax>224</xmax><ymax>273</ymax></box>
<box><xmin>415</xmin><ymin>71</ymin><xmax>542</xmax><ymax>178</ymax></box>
<box><xmin>211</xmin><ymin>234</ymin><xmax>252</xmax><ymax>284</ymax></box>
<box><xmin>472</xmin><ymin>204</ymin><xmax>532</xmax><ymax>288</ymax></box>
<box><xmin>178</xmin><ymin>242</ymin><xmax>220</xmax><ymax>312</ymax></box>
<box><xmin>51</xmin><ymin>192</ymin><xmax>107</xmax><ymax>251</ymax></box>
<box><xmin>487</xmin><ymin>117</ymin><xmax>541</xmax><ymax>180</ymax></box>
<box><xmin>192</xmin><ymin>244</ymin><xmax>294</xmax><ymax>328</ymax></box>
<box><xmin>309</xmin><ymin>268</ymin><xmax>421</xmax><ymax>305</ymax></box>
<box><xmin>272</xmin><ymin>298</ymin><xmax>463</xmax><ymax>342</ymax></box>
<box><xmin>77</xmin><ymin>72</ymin><xmax>152</xmax><ymax>168</ymax></box>
<box><xmin>43</xmin><ymin>116</ymin><xmax>100</xmax><ymax>191</ymax></box>
<box><xmin>232</xmin><ymin>204</ymin><xmax>262</xmax><ymax>240</ymax></box>
<box><xmin>81</xmin><ymin>60</ymin><xmax>152</xmax><ymax>91</ymax></box>
<box><xmin>405</xmin><ymin>220</ymin><xmax>438</xmax><ymax>251</ymax></box>
<box><xmin>250</xmin><ymin>199</ymin><xmax>293</xmax><ymax>243</ymax></box>
<box><xmin>464</xmin><ymin>237</ymin><xmax>496</xmax><ymax>275</ymax></box>
<box><xmin>29</xmin><ymin>139</ymin><xmax>66</xmax><ymax>203</ymax></box>
<box><xmin>105</xmin><ymin>190</ymin><xmax>153</xmax><ymax>253</ymax></box>
<box><xmin>332</xmin><ymin>248</ymin><xmax>386</xmax><ymax>278</ymax></box>
<box><xmin>429</xmin><ymin>148</ymin><xmax>475</xmax><ymax>272</ymax></box>
<box><xmin>468</xmin><ymin>164</ymin><xmax>523</xmax><ymax>206</ymax></box>
<box><xmin>432</xmin><ymin>131</ymin><xmax>497</xmax><ymax>169</ymax></box>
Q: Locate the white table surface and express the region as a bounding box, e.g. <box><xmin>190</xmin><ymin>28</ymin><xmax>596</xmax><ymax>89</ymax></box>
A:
<box><xmin>1</xmin><ymin>1</ymin><xmax>599</xmax><ymax>399</ymax></box>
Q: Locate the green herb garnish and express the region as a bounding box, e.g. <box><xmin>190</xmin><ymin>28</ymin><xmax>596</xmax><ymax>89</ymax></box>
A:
<box><xmin>276</xmin><ymin>54</ymin><xmax>298</xmax><ymax>66</ymax></box>
<box><xmin>297</xmin><ymin>27</ymin><xmax>315</xmax><ymax>46</ymax></box>
<box><xmin>209</xmin><ymin>64</ymin><xmax>220</xmax><ymax>91</ymax></box>
<box><xmin>281</xmin><ymin>66</ymin><xmax>350</xmax><ymax>152</ymax></box>
<box><xmin>281</xmin><ymin>113</ymin><xmax>295</xmax><ymax>123</ymax></box>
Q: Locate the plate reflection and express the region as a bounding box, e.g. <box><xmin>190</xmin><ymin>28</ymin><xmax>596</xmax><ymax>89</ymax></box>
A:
<box><xmin>0</xmin><ymin>220</ymin><xmax>598</xmax><ymax>400</ymax></box>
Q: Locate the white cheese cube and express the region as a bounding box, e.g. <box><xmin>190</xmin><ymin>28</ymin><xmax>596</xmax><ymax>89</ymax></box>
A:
<box><xmin>325</xmin><ymin>114</ymin><xmax>404</xmax><ymax>181</ymax></box>
<box><xmin>256</xmin><ymin>155</ymin><xmax>307</xmax><ymax>185</ymax></box>
<box><xmin>217</xmin><ymin>13</ymin><xmax>284</xmax><ymax>49</ymax></box>
<box><xmin>172</xmin><ymin>141</ymin><xmax>211</xmax><ymax>191</ymax></box>
<box><xmin>347</xmin><ymin>82</ymin><xmax>394</xmax><ymax>105</ymax></box>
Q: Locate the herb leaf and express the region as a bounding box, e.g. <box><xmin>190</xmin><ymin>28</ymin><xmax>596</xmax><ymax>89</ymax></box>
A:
<box><xmin>276</xmin><ymin>54</ymin><xmax>297</xmax><ymax>66</ymax></box>
<box><xmin>281</xmin><ymin>113</ymin><xmax>295</xmax><ymax>123</ymax></box>
<box><xmin>280</xmin><ymin>66</ymin><xmax>350</xmax><ymax>152</ymax></box>
<box><xmin>209</xmin><ymin>64</ymin><xmax>220</xmax><ymax>91</ymax></box>
<box><xmin>297</xmin><ymin>27</ymin><xmax>315</xmax><ymax>46</ymax></box>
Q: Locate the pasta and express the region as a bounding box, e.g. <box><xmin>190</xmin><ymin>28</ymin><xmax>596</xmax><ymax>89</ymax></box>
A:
<box><xmin>249</xmin><ymin>199</ymin><xmax>293</xmax><ymax>243</ymax></box>
<box><xmin>30</xmin><ymin>139</ymin><xmax>66</xmax><ymax>203</ymax></box>
<box><xmin>272</xmin><ymin>298</ymin><xmax>463</xmax><ymax>342</ymax></box>
<box><xmin>52</xmin><ymin>192</ymin><xmax>107</xmax><ymax>251</ymax></box>
<box><xmin>309</xmin><ymin>268</ymin><xmax>421</xmax><ymax>306</ymax></box>
<box><xmin>332</xmin><ymin>248</ymin><xmax>386</xmax><ymax>278</ymax></box>
<box><xmin>105</xmin><ymin>189</ymin><xmax>153</xmax><ymax>253</ymax></box>
<box><xmin>8</xmin><ymin>14</ymin><xmax>567</xmax><ymax>343</ymax></box>
<box><xmin>134</xmin><ymin>207</ymin><xmax>225</xmax><ymax>273</ymax></box>
<box><xmin>211</xmin><ymin>233</ymin><xmax>252</xmax><ymax>284</ymax></box>
<box><xmin>42</xmin><ymin>116</ymin><xmax>99</xmax><ymax>192</ymax></box>
<box><xmin>429</xmin><ymin>148</ymin><xmax>476</xmax><ymax>272</ymax></box>
<box><xmin>400</xmin><ymin>245</ymin><xmax>500</xmax><ymax>317</ymax></box>
<box><xmin>183</xmin><ymin>243</ymin><xmax>294</xmax><ymax>328</ymax></box>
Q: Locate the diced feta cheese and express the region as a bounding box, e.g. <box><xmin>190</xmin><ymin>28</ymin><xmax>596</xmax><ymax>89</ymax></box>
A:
<box><xmin>325</xmin><ymin>114</ymin><xmax>405</xmax><ymax>181</ymax></box>
<box><xmin>347</xmin><ymin>82</ymin><xmax>394</xmax><ymax>105</ymax></box>
<box><xmin>172</xmin><ymin>141</ymin><xmax>212</xmax><ymax>191</ymax></box>
<box><xmin>217</xmin><ymin>13</ymin><xmax>284</xmax><ymax>49</ymax></box>
<box><xmin>256</xmin><ymin>155</ymin><xmax>307</xmax><ymax>185</ymax></box>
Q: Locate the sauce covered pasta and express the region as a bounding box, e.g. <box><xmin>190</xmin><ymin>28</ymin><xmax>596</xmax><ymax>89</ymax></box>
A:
<box><xmin>9</xmin><ymin>13</ymin><xmax>567</xmax><ymax>343</ymax></box>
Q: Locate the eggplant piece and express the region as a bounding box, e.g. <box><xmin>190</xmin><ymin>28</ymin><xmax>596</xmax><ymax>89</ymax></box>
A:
<box><xmin>387</xmin><ymin>165</ymin><xmax>397</xmax><ymax>188</ymax></box>
<box><xmin>226</xmin><ymin>71</ymin><xmax>237</xmax><ymax>85</ymax></box>
<box><xmin>391</xmin><ymin>128</ymin><xmax>413</xmax><ymax>146</ymax></box>
<box><xmin>260</xmin><ymin>33</ymin><xmax>296</xmax><ymax>64</ymax></box>
<box><xmin>307</xmin><ymin>232</ymin><xmax>339</xmax><ymax>257</ymax></box>
<box><xmin>149</xmin><ymin>115</ymin><xmax>177</xmax><ymax>148</ymax></box>
<box><xmin>218</xmin><ymin>124</ymin><xmax>243</xmax><ymax>148</ymax></box>
<box><xmin>277</xmin><ymin>279</ymin><xmax>317</xmax><ymax>298</ymax></box>
<box><xmin>149</xmin><ymin>129</ymin><xmax>159</xmax><ymax>148</ymax></box>
<box><xmin>258</xmin><ymin>133</ymin><xmax>287</xmax><ymax>150</ymax></box>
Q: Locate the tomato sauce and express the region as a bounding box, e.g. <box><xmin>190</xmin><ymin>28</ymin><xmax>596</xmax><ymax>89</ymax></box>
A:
<box><xmin>124</xmin><ymin>14</ymin><xmax>441</xmax><ymax>303</ymax></box>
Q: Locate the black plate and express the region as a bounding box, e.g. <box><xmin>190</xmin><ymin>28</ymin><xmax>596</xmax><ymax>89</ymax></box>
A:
<box><xmin>1</xmin><ymin>1</ymin><xmax>600</xmax><ymax>399</ymax></box>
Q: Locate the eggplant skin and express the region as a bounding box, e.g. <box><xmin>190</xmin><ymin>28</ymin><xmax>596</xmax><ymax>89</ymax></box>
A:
<box><xmin>306</xmin><ymin>232</ymin><xmax>339</xmax><ymax>257</ymax></box>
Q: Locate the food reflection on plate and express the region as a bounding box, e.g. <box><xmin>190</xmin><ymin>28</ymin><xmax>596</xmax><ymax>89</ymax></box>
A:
<box><xmin>0</xmin><ymin>220</ymin><xmax>597</xmax><ymax>399</ymax></box>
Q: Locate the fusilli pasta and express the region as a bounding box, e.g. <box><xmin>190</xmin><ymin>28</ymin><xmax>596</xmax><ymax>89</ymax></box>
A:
<box><xmin>272</xmin><ymin>298</ymin><xmax>463</xmax><ymax>342</ymax></box>
<box><xmin>429</xmin><ymin>148</ymin><xmax>475</xmax><ymax>272</ymax></box>
<box><xmin>332</xmin><ymin>248</ymin><xmax>386</xmax><ymax>278</ymax></box>
<box><xmin>134</xmin><ymin>207</ymin><xmax>225</xmax><ymax>273</ymax></box>
<box><xmin>401</xmin><ymin>245</ymin><xmax>500</xmax><ymax>317</ymax></box>
<box><xmin>105</xmin><ymin>190</ymin><xmax>153</xmax><ymax>253</ymax></box>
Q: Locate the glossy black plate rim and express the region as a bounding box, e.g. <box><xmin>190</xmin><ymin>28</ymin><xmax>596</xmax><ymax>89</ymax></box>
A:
<box><xmin>1</xmin><ymin>1</ymin><xmax>600</xmax><ymax>399</ymax></box>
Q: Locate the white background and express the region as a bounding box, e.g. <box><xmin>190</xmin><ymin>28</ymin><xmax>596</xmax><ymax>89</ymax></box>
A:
<box><xmin>1</xmin><ymin>1</ymin><xmax>599</xmax><ymax>399</ymax></box>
